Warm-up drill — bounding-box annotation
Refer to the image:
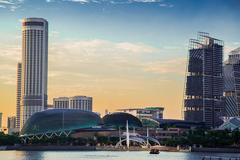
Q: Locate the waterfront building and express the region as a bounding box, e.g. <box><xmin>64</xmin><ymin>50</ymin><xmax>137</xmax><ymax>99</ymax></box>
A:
<box><xmin>184</xmin><ymin>32</ymin><xmax>224</xmax><ymax>128</ymax></box>
<box><xmin>224</xmin><ymin>47</ymin><xmax>240</xmax><ymax>117</ymax></box>
<box><xmin>20</xmin><ymin>110</ymin><xmax>143</xmax><ymax>137</ymax></box>
<box><xmin>20</xmin><ymin>109</ymin><xmax>102</xmax><ymax>137</ymax></box>
<box><xmin>118</xmin><ymin>107</ymin><xmax>164</xmax><ymax>119</ymax></box>
<box><xmin>102</xmin><ymin>112</ymin><xmax>143</xmax><ymax>129</ymax></box>
<box><xmin>16</xmin><ymin>62</ymin><xmax>22</xmax><ymax>130</ymax></box>
<box><xmin>20</xmin><ymin>110</ymin><xmax>160</xmax><ymax>147</ymax></box>
<box><xmin>53</xmin><ymin>96</ymin><xmax>92</xmax><ymax>111</ymax></box>
<box><xmin>21</xmin><ymin>18</ymin><xmax>48</xmax><ymax>128</ymax></box>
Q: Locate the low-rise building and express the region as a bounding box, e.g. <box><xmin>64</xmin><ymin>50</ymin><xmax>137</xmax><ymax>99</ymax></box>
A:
<box><xmin>118</xmin><ymin>107</ymin><xmax>164</xmax><ymax>119</ymax></box>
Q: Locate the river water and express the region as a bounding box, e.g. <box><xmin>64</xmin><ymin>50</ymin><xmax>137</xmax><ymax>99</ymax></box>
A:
<box><xmin>0</xmin><ymin>151</ymin><xmax>240</xmax><ymax>160</ymax></box>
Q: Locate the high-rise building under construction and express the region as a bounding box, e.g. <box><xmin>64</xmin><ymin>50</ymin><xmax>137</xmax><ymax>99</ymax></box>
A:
<box><xmin>184</xmin><ymin>32</ymin><xmax>224</xmax><ymax>128</ymax></box>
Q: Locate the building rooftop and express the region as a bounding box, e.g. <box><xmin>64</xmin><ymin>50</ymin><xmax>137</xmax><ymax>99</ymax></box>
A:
<box><xmin>230</xmin><ymin>47</ymin><xmax>240</xmax><ymax>55</ymax></box>
<box><xmin>118</xmin><ymin>106</ymin><xmax>164</xmax><ymax>111</ymax></box>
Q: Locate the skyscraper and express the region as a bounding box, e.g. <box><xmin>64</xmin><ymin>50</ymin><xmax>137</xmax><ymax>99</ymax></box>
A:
<box><xmin>224</xmin><ymin>47</ymin><xmax>240</xmax><ymax>117</ymax></box>
<box><xmin>0</xmin><ymin>112</ymin><xmax>2</xmax><ymax>129</ymax></box>
<box><xmin>184</xmin><ymin>32</ymin><xmax>224</xmax><ymax>128</ymax></box>
<box><xmin>21</xmin><ymin>18</ymin><xmax>48</xmax><ymax>128</ymax></box>
<box><xmin>16</xmin><ymin>62</ymin><xmax>22</xmax><ymax>130</ymax></box>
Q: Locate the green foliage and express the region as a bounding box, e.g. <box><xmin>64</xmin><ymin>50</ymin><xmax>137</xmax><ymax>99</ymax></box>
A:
<box><xmin>0</xmin><ymin>132</ymin><xmax>20</xmax><ymax>145</ymax></box>
<box><xmin>162</xmin><ymin>129</ymin><xmax>240</xmax><ymax>148</ymax></box>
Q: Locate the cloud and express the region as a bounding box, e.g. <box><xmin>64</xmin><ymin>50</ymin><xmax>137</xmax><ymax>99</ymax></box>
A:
<box><xmin>48</xmin><ymin>39</ymin><xmax>185</xmax><ymax>86</ymax></box>
<box><xmin>0</xmin><ymin>38</ymin><xmax>185</xmax><ymax>88</ymax></box>
<box><xmin>159</xmin><ymin>3</ymin><xmax>173</xmax><ymax>8</ymax></box>
<box><xmin>131</xmin><ymin>0</ymin><xmax>161</xmax><ymax>3</ymax></box>
<box><xmin>143</xmin><ymin>58</ymin><xmax>186</xmax><ymax>75</ymax></box>
<box><xmin>48</xmin><ymin>0</ymin><xmax>174</xmax><ymax>7</ymax></box>
<box><xmin>0</xmin><ymin>4</ymin><xmax>6</xmax><ymax>7</ymax></box>
<box><xmin>0</xmin><ymin>43</ymin><xmax>21</xmax><ymax>85</ymax></box>
<box><xmin>64</xmin><ymin>0</ymin><xmax>89</xmax><ymax>4</ymax></box>
<box><xmin>0</xmin><ymin>0</ymin><xmax>14</xmax><ymax>4</ymax></box>
<box><xmin>0</xmin><ymin>0</ymin><xmax>24</xmax><ymax>11</ymax></box>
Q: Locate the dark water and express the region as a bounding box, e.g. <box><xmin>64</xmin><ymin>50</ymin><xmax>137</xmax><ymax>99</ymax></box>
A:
<box><xmin>1</xmin><ymin>151</ymin><xmax>240</xmax><ymax>160</ymax></box>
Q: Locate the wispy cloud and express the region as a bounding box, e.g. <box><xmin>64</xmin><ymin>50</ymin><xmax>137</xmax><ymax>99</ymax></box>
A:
<box><xmin>0</xmin><ymin>0</ymin><xmax>14</xmax><ymax>4</ymax></box>
<box><xmin>0</xmin><ymin>43</ymin><xmax>21</xmax><ymax>85</ymax></box>
<box><xmin>0</xmin><ymin>0</ymin><xmax>24</xmax><ymax>11</ymax></box>
<box><xmin>63</xmin><ymin>0</ymin><xmax>89</xmax><ymax>4</ymax></box>
<box><xmin>159</xmin><ymin>3</ymin><xmax>173</xmax><ymax>8</ymax></box>
<box><xmin>47</xmin><ymin>0</ymin><xmax>174</xmax><ymax>7</ymax></box>
<box><xmin>48</xmin><ymin>39</ymin><xmax>184</xmax><ymax>83</ymax></box>
<box><xmin>143</xmin><ymin>58</ymin><xmax>186</xmax><ymax>75</ymax></box>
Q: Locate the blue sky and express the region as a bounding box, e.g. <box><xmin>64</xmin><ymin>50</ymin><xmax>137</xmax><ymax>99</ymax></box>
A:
<box><xmin>0</xmin><ymin>0</ymin><xmax>239</xmax><ymax>125</ymax></box>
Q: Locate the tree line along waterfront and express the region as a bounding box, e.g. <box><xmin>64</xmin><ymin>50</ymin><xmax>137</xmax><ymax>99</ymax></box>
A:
<box><xmin>2</xmin><ymin>129</ymin><xmax>240</xmax><ymax>148</ymax></box>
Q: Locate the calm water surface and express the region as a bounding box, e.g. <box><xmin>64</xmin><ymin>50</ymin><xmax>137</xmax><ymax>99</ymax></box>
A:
<box><xmin>1</xmin><ymin>151</ymin><xmax>240</xmax><ymax>160</ymax></box>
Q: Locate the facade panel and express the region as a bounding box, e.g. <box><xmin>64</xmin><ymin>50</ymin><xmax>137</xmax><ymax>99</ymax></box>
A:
<box><xmin>224</xmin><ymin>47</ymin><xmax>240</xmax><ymax>117</ymax></box>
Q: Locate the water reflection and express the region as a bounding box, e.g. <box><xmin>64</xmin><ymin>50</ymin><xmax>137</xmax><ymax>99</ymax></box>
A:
<box><xmin>17</xmin><ymin>151</ymin><xmax>44</xmax><ymax>160</ymax></box>
<box><xmin>1</xmin><ymin>151</ymin><xmax>240</xmax><ymax>160</ymax></box>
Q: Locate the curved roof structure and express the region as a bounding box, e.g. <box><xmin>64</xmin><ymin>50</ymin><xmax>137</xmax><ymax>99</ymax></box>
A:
<box><xmin>141</xmin><ymin>118</ymin><xmax>159</xmax><ymax>128</ymax></box>
<box><xmin>21</xmin><ymin>109</ymin><xmax>102</xmax><ymax>136</ymax></box>
<box><xmin>218</xmin><ymin>117</ymin><xmax>240</xmax><ymax>130</ymax></box>
<box><xmin>102</xmin><ymin>112</ymin><xmax>142</xmax><ymax>128</ymax></box>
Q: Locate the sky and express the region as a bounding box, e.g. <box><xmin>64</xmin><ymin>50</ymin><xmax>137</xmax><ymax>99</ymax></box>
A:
<box><xmin>0</xmin><ymin>0</ymin><xmax>239</xmax><ymax>126</ymax></box>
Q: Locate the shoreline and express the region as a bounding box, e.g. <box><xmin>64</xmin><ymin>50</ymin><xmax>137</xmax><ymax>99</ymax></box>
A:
<box><xmin>1</xmin><ymin>145</ymin><xmax>240</xmax><ymax>153</ymax></box>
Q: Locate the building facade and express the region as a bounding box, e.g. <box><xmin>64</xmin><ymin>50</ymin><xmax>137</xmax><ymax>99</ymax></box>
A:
<box><xmin>0</xmin><ymin>112</ymin><xmax>2</xmax><ymax>129</ymax></box>
<box><xmin>224</xmin><ymin>47</ymin><xmax>240</xmax><ymax>117</ymax></box>
<box><xmin>118</xmin><ymin>107</ymin><xmax>164</xmax><ymax>119</ymax></box>
<box><xmin>21</xmin><ymin>18</ymin><xmax>48</xmax><ymax>128</ymax></box>
<box><xmin>16</xmin><ymin>63</ymin><xmax>22</xmax><ymax>130</ymax></box>
<box><xmin>184</xmin><ymin>32</ymin><xmax>224</xmax><ymax>128</ymax></box>
<box><xmin>7</xmin><ymin>116</ymin><xmax>16</xmax><ymax>129</ymax></box>
<box><xmin>53</xmin><ymin>96</ymin><xmax>92</xmax><ymax>111</ymax></box>
<box><xmin>53</xmin><ymin>97</ymin><xmax>69</xmax><ymax>109</ymax></box>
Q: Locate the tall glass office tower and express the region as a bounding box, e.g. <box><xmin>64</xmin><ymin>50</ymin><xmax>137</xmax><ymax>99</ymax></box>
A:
<box><xmin>184</xmin><ymin>32</ymin><xmax>224</xmax><ymax>128</ymax></box>
<box><xmin>21</xmin><ymin>18</ymin><xmax>48</xmax><ymax>128</ymax></box>
<box><xmin>224</xmin><ymin>47</ymin><xmax>240</xmax><ymax>117</ymax></box>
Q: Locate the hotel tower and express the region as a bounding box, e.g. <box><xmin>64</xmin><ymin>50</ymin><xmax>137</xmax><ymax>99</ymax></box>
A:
<box><xmin>20</xmin><ymin>18</ymin><xmax>48</xmax><ymax>128</ymax></box>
